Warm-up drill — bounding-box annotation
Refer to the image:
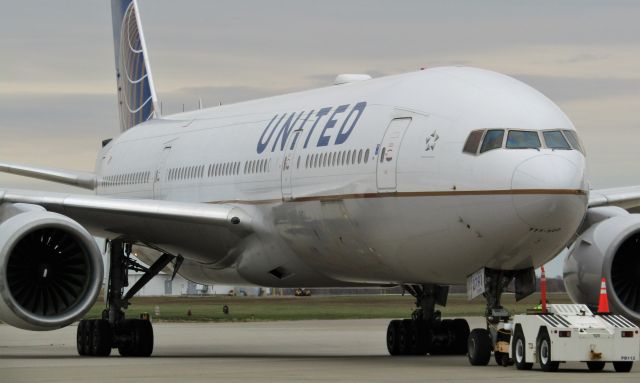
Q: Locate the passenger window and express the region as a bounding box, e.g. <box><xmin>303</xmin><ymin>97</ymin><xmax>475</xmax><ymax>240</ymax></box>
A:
<box><xmin>380</xmin><ymin>147</ymin><xmax>385</xmax><ymax>163</ymax></box>
<box><xmin>543</xmin><ymin>130</ymin><xmax>571</xmax><ymax>150</ymax></box>
<box><xmin>480</xmin><ymin>129</ymin><xmax>504</xmax><ymax>153</ymax></box>
<box><xmin>463</xmin><ymin>130</ymin><xmax>484</xmax><ymax>154</ymax></box>
<box><xmin>506</xmin><ymin>131</ymin><xmax>541</xmax><ymax>149</ymax></box>
<box><xmin>346</xmin><ymin>151</ymin><xmax>352</xmax><ymax>165</ymax></box>
<box><xmin>358</xmin><ymin>149</ymin><xmax>362</xmax><ymax>164</ymax></box>
<box><xmin>364</xmin><ymin>149</ymin><xmax>370</xmax><ymax>163</ymax></box>
<box><xmin>562</xmin><ymin>130</ymin><xmax>584</xmax><ymax>153</ymax></box>
<box><xmin>352</xmin><ymin>150</ymin><xmax>357</xmax><ymax>165</ymax></box>
<box><xmin>297</xmin><ymin>156</ymin><xmax>301</xmax><ymax>169</ymax></box>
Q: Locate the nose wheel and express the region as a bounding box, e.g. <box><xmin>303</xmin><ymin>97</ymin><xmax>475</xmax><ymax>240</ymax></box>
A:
<box><xmin>467</xmin><ymin>268</ymin><xmax>525</xmax><ymax>368</ymax></box>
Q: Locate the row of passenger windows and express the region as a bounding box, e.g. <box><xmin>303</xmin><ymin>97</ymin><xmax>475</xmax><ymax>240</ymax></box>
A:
<box><xmin>463</xmin><ymin>129</ymin><xmax>584</xmax><ymax>155</ymax></box>
<box><xmin>302</xmin><ymin>148</ymin><xmax>370</xmax><ymax>169</ymax></box>
<box><xmin>168</xmin><ymin>159</ymin><xmax>273</xmax><ymax>181</ymax></box>
<box><xmin>101</xmin><ymin>171</ymin><xmax>151</xmax><ymax>187</ymax></box>
<box><xmin>101</xmin><ymin>148</ymin><xmax>372</xmax><ymax>188</ymax></box>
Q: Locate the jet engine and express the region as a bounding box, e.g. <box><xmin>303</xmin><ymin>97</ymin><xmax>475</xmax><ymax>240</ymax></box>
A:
<box><xmin>564</xmin><ymin>210</ymin><xmax>640</xmax><ymax>323</ymax></box>
<box><xmin>0</xmin><ymin>203</ymin><xmax>103</xmax><ymax>330</ymax></box>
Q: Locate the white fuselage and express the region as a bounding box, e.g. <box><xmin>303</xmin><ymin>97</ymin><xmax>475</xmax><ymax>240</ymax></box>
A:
<box><xmin>95</xmin><ymin>67</ymin><xmax>588</xmax><ymax>287</ymax></box>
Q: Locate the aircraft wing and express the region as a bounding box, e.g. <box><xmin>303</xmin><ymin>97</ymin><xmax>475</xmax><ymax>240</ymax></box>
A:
<box><xmin>0</xmin><ymin>188</ymin><xmax>253</xmax><ymax>261</ymax></box>
<box><xmin>588</xmin><ymin>186</ymin><xmax>640</xmax><ymax>211</ymax></box>
<box><xmin>0</xmin><ymin>162</ymin><xmax>96</xmax><ymax>190</ymax></box>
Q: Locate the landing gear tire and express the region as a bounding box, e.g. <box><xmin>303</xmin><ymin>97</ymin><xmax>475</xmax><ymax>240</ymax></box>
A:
<box><xmin>117</xmin><ymin>319</ymin><xmax>154</xmax><ymax>357</ymax></box>
<box><xmin>77</xmin><ymin>320</ymin><xmax>90</xmax><ymax>356</ymax></box>
<box><xmin>400</xmin><ymin>319</ymin><xmax>418</xmax><ymax>355</ymax></box>
<box><xmin>537</xmin><ymin>330</ymin><xmax>559</xmax><ymax>372</ymax></box>
<box><xmin>386</xmin><ymin>320</ymin><xmax>402</xmax><ymax>356</ymax></box>
<box><xmin>413</xmin><ymin>321</ymin><xmax>429</xmax><ymax>356</ymax></box>
<box><xmin>494</xmin><ymin>352</ymin><xmax>510</xmax><ymax>367</ymax></box>
<box><xmin>77</xmin><ymin>319</ymin><xmax>112</xmax><ymax>357</ymax></box>
<box><xmin>512</xmin><ymin>330</ymin><xmax>533</xmax><ymax>370</ymax></box>
<box><xmin>613</xmin><ymin>361</ymin><xmax>633</xmax><ymax>372</ymax></box>
<box><xmin>450</xmin><ymin>319</ymin><xmax>470</xmax><ymax>355</ymax></box>
<box><xmin>586</xmin><ymin>361</ymin><xmax>605</xmax><ymax>372</ymax></box>
<box><xmin>467</xmin><ymin>328</ymin><xmax>492</xmax><ymax>366</ymax></box>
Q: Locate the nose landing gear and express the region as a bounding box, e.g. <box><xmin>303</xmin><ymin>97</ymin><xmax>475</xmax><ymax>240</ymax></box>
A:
<box><xmin>467</xmin><ymin>268</ymin><xmax>535</xmax><ymax>367</ymax></box>
<box><xmin>386</xmin><ymin>284</ymin><xmax>470</xmax><ymax>356</ymax></box>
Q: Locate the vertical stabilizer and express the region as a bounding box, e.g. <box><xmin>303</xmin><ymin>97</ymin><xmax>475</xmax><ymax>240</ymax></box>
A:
<box><xmin>111</xmin><ymin>0</ymin><xmax>158</xmax><ymax>131</ymax></box>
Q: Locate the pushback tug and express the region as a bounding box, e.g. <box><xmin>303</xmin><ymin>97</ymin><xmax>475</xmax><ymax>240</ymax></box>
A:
<box><xmin>467</xmin><ymin>268</ymin><xmax>639</xmax><ymax>372</ymax></box>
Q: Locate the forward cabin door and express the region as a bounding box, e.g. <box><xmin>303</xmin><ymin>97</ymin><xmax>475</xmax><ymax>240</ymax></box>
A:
<box><xmin>281</xmin><ymin>128</ymin><xmax>303</xmax><ymax>200</ymax></box>
<box><xmin>376</xmin><ymin>118</ymin><xmax>411</xmax><ymax>191</ymax></box>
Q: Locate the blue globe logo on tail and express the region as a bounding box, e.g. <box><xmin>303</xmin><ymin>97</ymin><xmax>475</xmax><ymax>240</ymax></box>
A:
<box><xmin>111</xmin><ymin>0</ymin><xmax>158</xmax><ymax>131</ymax></box>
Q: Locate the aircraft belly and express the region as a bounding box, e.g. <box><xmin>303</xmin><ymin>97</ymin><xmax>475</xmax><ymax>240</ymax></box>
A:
<box><xmin>270</xmin><ymin>194</ymin><xmax>581</xmax><ymax>285</ymax></box>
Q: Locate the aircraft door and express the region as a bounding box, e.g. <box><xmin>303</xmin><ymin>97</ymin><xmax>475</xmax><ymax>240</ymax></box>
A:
<box><xmin>281</xmin><ymin>129</ymin><xmax>303</xmax><ymax>200</ymax></box>
<box><xmin>153</xmin><ymin>144</ymin><xmax>172</xmax><ymax>198</ymax></box>
<box><xmin>376</xmin><ymin>118</ymin><xmax>412</xmax><ymax>191</ymax></box>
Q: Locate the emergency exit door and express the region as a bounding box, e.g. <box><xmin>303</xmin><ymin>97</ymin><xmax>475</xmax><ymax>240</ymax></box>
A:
<box><xmin>376</xmin><ymin>118</ymin><xmax>411</xmax><ymax>191</ymax></box>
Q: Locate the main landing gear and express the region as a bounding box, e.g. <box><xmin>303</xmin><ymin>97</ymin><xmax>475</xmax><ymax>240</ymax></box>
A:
<box><xmin>77</xmin><ymin>239</ymin><xmax>182</xmax><ymax>357</ymax></box>
<box><xmin>386</xmin><ymin>284</ymin><xmax>470</xmax><ymax>356</ymax></box>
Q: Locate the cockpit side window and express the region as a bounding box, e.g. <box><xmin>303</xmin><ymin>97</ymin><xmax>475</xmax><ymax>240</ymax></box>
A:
<box><xmin>562</xmin><ymin>130</ymin><xmax>585</xmax><ymax>154</ymax></box>
<box><xmin>506</xmin><ymin>130</ymin><xmax>541</xmax><ymax>149</ymax></box>
<box><xmin>543</xmin><ymin>130</ymin><xmax>571</xmax><ymax>150</ymax></box>
<box><xmin>480</xmin><ymin>129</ymin><xmax>504</xmax><ymax>153</ymax></box>
<box><xmin>463</xmin><ymin>130</ymin><xmax>484</xmax><ymax>154</ymax></box>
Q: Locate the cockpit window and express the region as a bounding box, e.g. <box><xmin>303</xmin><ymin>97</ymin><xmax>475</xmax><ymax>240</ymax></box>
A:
<box><xmin>542</xmin><ymin>130</ymin><xmax>571</xmax><ymax>150</ymax></box>
<box><xmin>562</xmin><ymin>130</ymin><xmax>584</xmax><ymax>154</ymax></box>
<box><xmin>463</xmin><ymin>130</ymin><xmax>484</xmax><ymax>154</ymax></box>
<box><xmin>480</xmin><ymin>129</ymin><xmax>504</xmax><ymax>153</ymax></box>
<box><xmin>506</xmin><ymin>130</ymin><xmax>541</xmax><ymax>149</ymax></box>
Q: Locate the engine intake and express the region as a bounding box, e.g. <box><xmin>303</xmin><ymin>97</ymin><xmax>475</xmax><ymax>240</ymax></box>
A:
<box><xmin>564</xmin><ymin>212</ymin><xmax>640</xmax><ymax>323</ymax></box>
<box><xmin>0</xmin><ymin>204</ymin><xmax>103</xmax><ymax>330</ymax></box>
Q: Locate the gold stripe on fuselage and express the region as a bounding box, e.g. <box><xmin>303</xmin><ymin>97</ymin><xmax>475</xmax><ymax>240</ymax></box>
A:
<box><xmin>206</xmin><ymin>189</ymin><xmax>587</xmax><ymax>205</ymax></box>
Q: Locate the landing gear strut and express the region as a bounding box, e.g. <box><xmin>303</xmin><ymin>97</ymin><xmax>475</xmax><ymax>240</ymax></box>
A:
<box><xmin>468</xmin><ymin>268</ymin><xmax>527</xmax><ymax>367</ymax></box>
<box><xmin>76</xmin><ymin>239</ymin><xmax>181</xmax><ymax>357</ymax></box>
<box><xmin>386</xmin><ymin>284</ymin><xmax>470</xmax><ymax>356</ymax></box>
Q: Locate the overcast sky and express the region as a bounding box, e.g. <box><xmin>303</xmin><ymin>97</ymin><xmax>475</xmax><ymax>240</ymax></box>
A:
<box><xmin>1</xmin><ymin>1</ymin><xmax>639</xmax><ymax>275</ymax></box>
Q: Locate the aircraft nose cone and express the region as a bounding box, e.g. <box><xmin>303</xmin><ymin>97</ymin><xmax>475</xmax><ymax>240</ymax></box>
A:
<box><xmin>511</xmin><ymin>155</ymin><xmax>586</xmax><ymax>229</ymax></box>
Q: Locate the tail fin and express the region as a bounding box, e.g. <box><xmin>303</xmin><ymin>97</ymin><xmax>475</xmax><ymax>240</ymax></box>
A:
<box><xmin>111</xmin><ymin>0</ymin><xmax>158</xmax><ymax>131</ymax></box>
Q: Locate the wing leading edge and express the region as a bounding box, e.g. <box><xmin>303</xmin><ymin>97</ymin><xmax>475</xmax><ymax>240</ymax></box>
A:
<box><xmin>0</xmin><ymin>188</ymin><xmax>253</xmax><ymax>263</ymax></box>
<box><xmin>588</xmin><ymin>186</ymin><xmax>640</xmax><ymax>211</ymax></box>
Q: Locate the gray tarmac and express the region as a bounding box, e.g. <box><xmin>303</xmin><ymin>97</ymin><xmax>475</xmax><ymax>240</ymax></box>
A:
<box><xmin>1</xmin><ymin>318</ymin><xmax>638</xmax><ymax>383</ymax></box>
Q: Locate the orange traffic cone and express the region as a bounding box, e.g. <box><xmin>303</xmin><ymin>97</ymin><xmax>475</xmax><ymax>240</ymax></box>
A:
<box><xmin>597</xmin><ymin>278</ymin><xmax>610</xmax><ymax>314</ymax></box>
<box><xmin>540</xmin><ymin>265</ymin><xmax>547</xmax><ymax>313</ymax></box>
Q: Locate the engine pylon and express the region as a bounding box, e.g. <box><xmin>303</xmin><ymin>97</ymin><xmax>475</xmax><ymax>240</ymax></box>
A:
<box><xmin>597</xmin><ymin>278</ymin><xmax>610</xmax><ymax>314</ymax></box>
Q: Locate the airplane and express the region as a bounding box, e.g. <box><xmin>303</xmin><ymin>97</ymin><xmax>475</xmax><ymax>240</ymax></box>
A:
<box><xmin>1</xmin><ymin>0</ymin><xmax>639</xmax><ymax>360</ymax></box>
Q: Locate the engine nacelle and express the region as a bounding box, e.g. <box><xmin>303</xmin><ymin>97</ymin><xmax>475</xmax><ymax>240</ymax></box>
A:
<box><xmin>0</xmin><ymin>203</ymin><xmax>103</xmax><ymax>330</ymax></box>
<box><xmin>564</xmin><ymin>211</ymin><xmax>640</xmax><ymax>323</ymax></box>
